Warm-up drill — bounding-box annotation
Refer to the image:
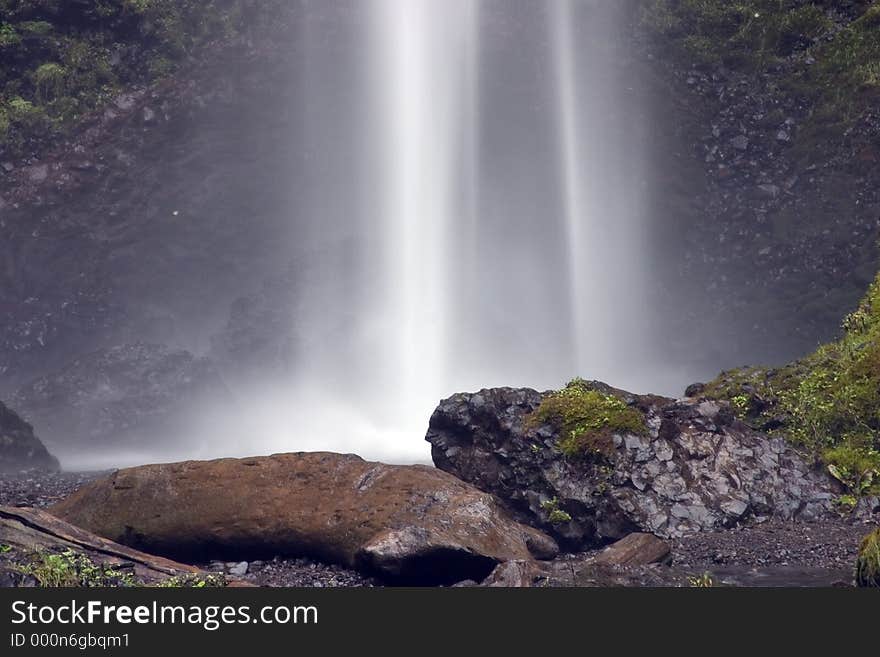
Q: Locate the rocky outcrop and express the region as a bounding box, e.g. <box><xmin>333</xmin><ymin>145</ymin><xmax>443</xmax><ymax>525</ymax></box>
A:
<box><xmin>49</xmin><ymin>452</ymin><xmax>558</xmax><ymax>585</ymax></box>
<box><xmin>12</xmin><ymin>343</ymin><xmax>230</xmax><ymax>451</ymax></box>
<box><xmin>427</xmin><ymin>385</ymin><xmax>836</xmax><ymax>550</ymax></box>
<box><xmin>0</xmin><ymin>401</ymin><xmax>59</xmax><ymax>473</ymax></box>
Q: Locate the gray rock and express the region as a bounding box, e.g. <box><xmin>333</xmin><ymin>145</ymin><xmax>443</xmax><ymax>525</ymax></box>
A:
<box><xmin>12</xmin><ymin>343</ymin><xmax>231</xmax><ymax>452</ymax></box>
<box><xmin>757</xmin><ymin>183</ymin><xmax>780</xmax><ymax>198</ymax></box>
<box><xmin>228</xmin><ymin>561</ymin><xmax>249</xmax><ymax>576</ymax></box>
<box><xmin>25</xmin><ymin>164</ymin><xmax>48</xmax><ymax>183</ymax></box>
<box><xmin>730</xmin><ymin>134</ymin><xmax>749</xmax><ymax>151</ymax></box>
<box><xmin>426</xmin><ymin>384</ymin><xmax>837</xmax><ymax>549</ymax></box>
<box><xmin>0</xmin><ymin>401</ymin><xmax>59</xmax><ymax>473</ymax></box>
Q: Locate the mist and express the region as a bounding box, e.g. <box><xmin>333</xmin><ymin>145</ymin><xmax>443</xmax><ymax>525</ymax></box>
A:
<box><xmin>18</xmin><ymin>1</ymin><xmax>711</xmax><ymax>470</ymax></box>
<box><xmin>141</xmin><ymin>0</ymin><xmax>667</xmax><ymax>468</ymax></box>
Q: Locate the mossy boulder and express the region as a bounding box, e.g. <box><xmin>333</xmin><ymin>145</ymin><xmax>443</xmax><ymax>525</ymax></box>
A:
<box><xmin>524</xmin><ymin>378</ymin><xmax>647</xmax><ymax>460</ymax></box>
<box><xmin>855</xmin><ymin>527</ymin><xmax>880</xmax><ymax>588</ymax></box>
<box><xmin>427</xmin><ymin>382</ymin><xmax>835</xmax><ymax>550</ymax></box>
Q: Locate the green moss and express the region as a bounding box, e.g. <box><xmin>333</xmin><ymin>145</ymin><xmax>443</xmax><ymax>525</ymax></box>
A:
<box><xmin>0</xmin><ymin>0</ymin><xmax>291</xmax><ymax>159</ymax></box>
<box><xmin>855</xmin><ymin>527</ymin><xmax>880</xmax><ymax>587</ymax></box>
<box><xmin>641</xmin><ymin>1</ymin><xmax>879</xmax><ymax>139</ymax></box>
<box><xmin>641</xmin><ymin>1</ymin><xmax>833</xmax><ymax>69</ymax></box>
<box><xmin>526</xmin><ymin>378</ymin><xmax>646</xmax><ymax>460</ymax></box>
<box><xmin>539</xmin><ymin>497</ymin><xmax>573</xmax><ymax>525</ymax></box>
<box><xmin>19</xmin><ymin>549</ymin><xmax>138</xmax><ymax>587</ymax></box>
<box><xmin>704</xmin><ymin>271</ymin><xmax>880</xmax><ymax>497</ymax></box>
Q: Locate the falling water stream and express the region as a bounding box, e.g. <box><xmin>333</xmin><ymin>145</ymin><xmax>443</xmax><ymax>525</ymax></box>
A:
<box><xmin>162</xmin><ymin>0</ymin><xmax>660</xmax><ymax>467</ymax></box>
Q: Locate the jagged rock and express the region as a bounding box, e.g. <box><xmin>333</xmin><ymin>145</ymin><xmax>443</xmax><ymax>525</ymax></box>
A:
<box><xmin>12</xmin><ymin>343</ymin><xmax>230</xmax><ymax>452</ymax></box>
<box><xmin>426</xmin><ymin>385</ymin><xmax>836</xmax><ymax>550</ymax></box>
<box><xmin>0</xmin><ymin>401</ymin><xmax>59</xmax><ymax>473</ymax></box>
<box><xmin>49</xmin><ymin>452</ymin><xmax>558</xmax><ymax>585</ymax></box>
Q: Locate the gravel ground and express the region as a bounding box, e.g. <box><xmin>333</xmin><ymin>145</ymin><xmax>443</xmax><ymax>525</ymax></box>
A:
<box><xmin>0</xmin><ymin>470</ymin><xmax>105</xmax><ymax>508</ymax></box>
<box><xmin>203</xmin><ymin>558</ymin><xmax>377</xmax><ymax>587</ymax></box>
<box><xmin>672</xmin><ymin>517</ymin><xmax>870</xmax><ymax>570</ymax></box>
<box><xmin>2</xmin><ymin>471</ymin><xmax>875</xmax><ymax>587</ymax></box>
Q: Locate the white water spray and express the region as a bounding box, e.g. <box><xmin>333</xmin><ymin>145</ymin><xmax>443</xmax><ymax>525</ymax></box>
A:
<box><xmin>169</xmin><ymin>0</ymin><xmax>655</xmax><ymax>468</ymax></box>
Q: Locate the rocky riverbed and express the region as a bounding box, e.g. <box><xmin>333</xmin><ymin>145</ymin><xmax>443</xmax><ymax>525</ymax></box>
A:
<box><xmin>0</xmin><ymin>468</ymin><xmax>871</xmax><ymax>587</ymax></box>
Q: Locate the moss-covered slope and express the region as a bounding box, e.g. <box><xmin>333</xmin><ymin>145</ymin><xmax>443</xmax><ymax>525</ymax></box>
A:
<box><xmin>703</xmin><ymin>271</ymin><xmax>880</xmax><ymax>500</ymax></box>
<box><xmin>0</xmin><ymin>0</ymin><xmax>287</xmax><ymax>159</ymax></box>
<box><xmin>642</xmin><ymin>0</ymin><xmax>880</xmax><ymax>121</ymax></box>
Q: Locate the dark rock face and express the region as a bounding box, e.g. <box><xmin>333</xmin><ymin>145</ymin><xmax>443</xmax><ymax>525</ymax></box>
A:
<box><xmin>12</xmin><ymin>343</ymin><xmax>230</xmax><ymax>451</ymax></box>
<box><xmin>208</xmin><ymin>267</ymin><xmax>299</xmax><ymax>381</ymax></box>
<box><xmin>426</xmin><ymin>386</ymin><xmax>836</xmax><ymax>550</ymax></box>
<box><xmin>49</xmin><ymin>452</ymin><xmax>558</xmax><ymax>585</ymax></box>
<box><xmin>0</xmin><ymin>401</ymin><xmax>59</xmax><ymax>473</ymax></box>
<box><xmin>0</xmin><ymin>36</ymin><xmax>307</xmax><ymax>395</ymax></box>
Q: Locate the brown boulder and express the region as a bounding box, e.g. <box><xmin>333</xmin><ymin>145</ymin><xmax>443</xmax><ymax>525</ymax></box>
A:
<box><xmin>50</xmin><ymin>452</ymin><xmax>558</xmax><ymax>584</ymax></box>
<box><xmin>592</xmin><ymin>533</ymin><xmax>671</xmax><ymax>567</ymax></box>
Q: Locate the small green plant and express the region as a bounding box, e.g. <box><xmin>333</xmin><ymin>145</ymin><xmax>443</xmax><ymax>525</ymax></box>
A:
<box><xmin>825</xmin><ymin>443</ymin><xmax>880</xmax><ymax>497</ymax></box>
<box><xmin>688</xmin><ymin>572</ymin><xmax>715</xmax><ymax>588</ymax></box>
<box><xmin>540</xmin><ymin>497</ymin><xmax>572</xmax><ymax>525</ymax></box>
<box><xmin>834</xmin><ymin>494</ymin><xmax>858</xmax><ymax>510</ymax></box>
<box><xmin>19</xmin><ymin>549</ymin><xmax>137</xmax><ymax>587</ymax></box>
<box><xmin>33</xmin><ymin>62</ymin><xmax>67</xmax><ymax>103</ymax></box>
<box><xmin>0</xmin><ymin>544</ymin><xmax>12</xmax><ymax>554</ymax></box>
<box><xmin>526</xmin><ymin>378</ymin><xmax>645</xmax><ymax>460</ymax></box>
<box><xmin>0</xmin><ymin>23</ymin><xmax>20</xmax><ymax>48</ymax></box>
<box><xmin>855</xmin><ymin>528</ymin><xmax>880</xmax><ymax>588</ymax></box>
<box><xmin>156</xmin><ymin>573</ymin><xmax>226</xmax><ymax>588</ymax></box>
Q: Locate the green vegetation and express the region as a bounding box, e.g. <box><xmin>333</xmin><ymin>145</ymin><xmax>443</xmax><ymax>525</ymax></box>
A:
<box><xmin>155</xmin><ymin>573</ymin><xmax>226</xmax><ymax>588</ymax></box>
<box><xmin>0</xmin><ymin>0</ymin><xmax>289</xmax><ymax>159</ymax></box>
<box><xmin>703</xmin><ymin>272</ymin><xmax>880</xmax><ymax>498</ymax></box>
<box><xmin>640</xmin><ymin>1</ymin><xmax>880</xmax><ymax>135</ymax></box>
<box><xmin>688</xmin><ymin>572</ymin><xmax>715</xmax><ymax>587</ymax></box>
<box><xmin>525</xmin><ymin>378</ymin><xmax>646</xmax><ymax>460</ymax></box>
<box><xmin>641</xmin><ymin>0</ymin><xmax>833</xmax><ymax>67</ymax></box>
<box><xmin>540</xmin><ymin>497</ymin><xmax>572</xmax><ymax>525</ymax></box>
<box><xmin>18</xmin><ymin>549</ymin><xmax>138</xmax><ymax>587</ymax></box>
<box><xmin>0</xmin><ymin>544</ymin><xmax>12</xmax><ymax>554</ymax></box>
<box><xmin>855</xmin><ymin>527</ymin><xmax>880</xmax><ymax>587</ymax></box>
<box><xmin>12</xmin><ymin>547</ymin><xmax>226</xmax><ymax>587</ymax></box>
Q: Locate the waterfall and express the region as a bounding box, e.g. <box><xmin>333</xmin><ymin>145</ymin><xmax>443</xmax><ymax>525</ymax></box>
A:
<box><xmin>190</xmin><ymin>1</ymin><xmax>655</xmax><ymax>465</ymax></box>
